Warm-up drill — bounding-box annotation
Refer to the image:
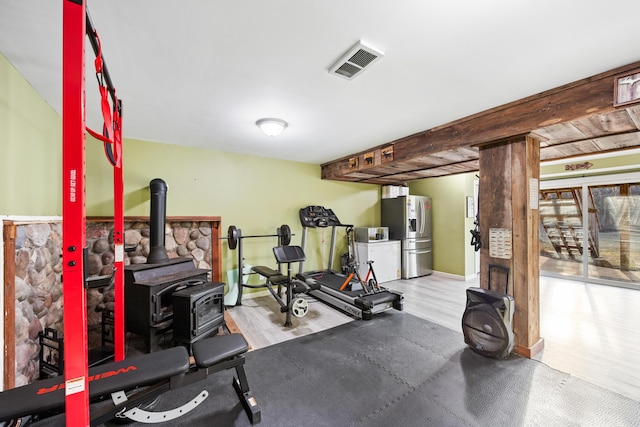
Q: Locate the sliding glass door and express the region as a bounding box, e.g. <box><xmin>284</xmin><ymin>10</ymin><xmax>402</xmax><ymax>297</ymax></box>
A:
<box><xmin>540</xmin><ymin>173</ymin><xmax>640</xmax><ymax>288</ymax></box>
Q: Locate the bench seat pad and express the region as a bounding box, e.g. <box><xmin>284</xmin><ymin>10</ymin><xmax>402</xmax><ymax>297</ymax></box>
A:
<box><xmin>192</xmin><ymin>334</ymin><xmax>248</xmax><ymax>368</ymax></box>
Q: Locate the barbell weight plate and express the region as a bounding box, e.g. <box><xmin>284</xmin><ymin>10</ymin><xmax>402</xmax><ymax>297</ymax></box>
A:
<box><xmin>227</xmin><ymin>225</ymin><xmax>239</xmax><ymax>250</ymax></box>
<box><xmin>280</xmin><ymin>224</ymin><xmax>291</xmax><ymax>246</ymax></box>
<box><xmin>291</xmin><ymin>298</ymin><xmax>309</xmax><ymax>318</ymax></box>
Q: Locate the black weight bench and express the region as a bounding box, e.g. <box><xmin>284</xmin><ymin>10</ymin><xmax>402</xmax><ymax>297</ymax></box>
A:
<box><xmin>251</xmin><ymin>245</ymin><xmax>319</xmax><ymax>326</ymax></box>
<box><xmin>252</xmin><ymin>266</ymin><xmax>314</xmax><ymax>295</ymax></box>
<box><xmin>0</xmin><ymin>333</ymin><xmax>260</xmax><ymax>426</ymax></box>
<box><xmin>252</xmin><ymin>266</ymin><xmax>289</xmax><ymax>288</ymax></box>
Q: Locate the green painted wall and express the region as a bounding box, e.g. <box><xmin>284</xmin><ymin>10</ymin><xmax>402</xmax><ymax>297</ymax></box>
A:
<box><xmin>0</xmin><ymin>53</ymin><xmax>62</xmax><ymax>215</ymax></box>
<box><xmin>409</xmin><ymin>173</ymin><xmax>477</xmax><ymax>277</ymax></box>
<box><xmin>85</xmin><ymin>138</ymin><xmax>381</xmax><ymax>277</ymax></box>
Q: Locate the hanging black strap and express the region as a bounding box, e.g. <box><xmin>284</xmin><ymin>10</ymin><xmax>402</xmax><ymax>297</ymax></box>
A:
<box><xmin>470</xmin><ymin>188</ymin><xmax>481</xmax><ymax>251</ymax></box>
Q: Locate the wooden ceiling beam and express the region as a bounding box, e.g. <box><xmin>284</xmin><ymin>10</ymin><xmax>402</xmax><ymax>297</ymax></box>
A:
<box><xmin>321</xmin><ymin>60</ymin><xmax>640</xmax><ymax>182</ymax></box>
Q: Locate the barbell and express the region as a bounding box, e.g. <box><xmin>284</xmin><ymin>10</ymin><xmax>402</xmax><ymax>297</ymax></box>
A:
<box><xmin>225</xmin><ymin>224</ymin><xmax>293</xmax><ymax>250</ymax></box>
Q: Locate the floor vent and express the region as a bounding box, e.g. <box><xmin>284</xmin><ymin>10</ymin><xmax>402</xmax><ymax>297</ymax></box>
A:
<box><xmin>329</xmin><ymin>40</ymin><xmax>384</xmax><ymax>80</ymax></box>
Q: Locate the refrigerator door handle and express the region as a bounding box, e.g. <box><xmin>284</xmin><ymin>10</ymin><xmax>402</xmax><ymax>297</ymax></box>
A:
<box><xmin>405</xmin><ymin>249</ymin><xmax>432</xmax><ymax>255</ymax></box>
<box><xmin>416</xmin><ymin>200</ymin><xmax>422</xmax><ymax>235</ymax></box>
<box><xmin>420</xmin><ymin>200</ymin><xmax>425</xmax><ymax>235</ymax></box>
<box><xmin>414</xmin><ymin>238</ymin><xmax>432</xmax><ymax>243</ymax></box>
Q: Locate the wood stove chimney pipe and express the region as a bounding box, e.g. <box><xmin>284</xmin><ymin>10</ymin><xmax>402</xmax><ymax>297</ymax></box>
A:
<box><xmin>147</xmin><ymin>178</ymin><xmax>170</xmax><ymax>264</ymax></box>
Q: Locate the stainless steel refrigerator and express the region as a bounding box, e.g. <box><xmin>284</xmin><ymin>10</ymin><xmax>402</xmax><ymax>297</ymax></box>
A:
<box><xmin>381</xmin><ymin>195</ymin><xmax>432</xmax><ymax>279</ymax></box>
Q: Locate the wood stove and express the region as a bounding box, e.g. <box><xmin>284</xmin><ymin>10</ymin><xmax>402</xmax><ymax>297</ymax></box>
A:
<box><xmin>124</xmin><ymin>258</ymin><xmax>211</xmax><ymax>352</ymax></box>
<box><xmin>172</xmin><ymin>281</ymin><xmax>225</xmax><ymax>345</ymax></box>
<box><xmin>124</xmin><ymin>178</ymin><xmax>225</xmax><ymax>353</ymax></box>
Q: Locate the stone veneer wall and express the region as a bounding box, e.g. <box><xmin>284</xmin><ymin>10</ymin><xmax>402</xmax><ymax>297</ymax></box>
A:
<box><xmin>10</xmin><ymin>220</ymin><xmax>212</xmax><ymax>386</ymax></box>
<box><xmin>13</xmin><ymin>222</ymin><xmax>63</xmax><ymax>386</ymax></box>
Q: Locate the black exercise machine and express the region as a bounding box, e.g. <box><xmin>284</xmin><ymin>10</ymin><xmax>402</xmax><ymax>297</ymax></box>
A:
<box><xmin>224</xmin><ymin>224</ymin><xmax>292</xmax><ymax>306</ymax></box>
<box><xmin>225</xmin><ymin>223</ymin><xmax>318</xmax><ymax>326</ymax></box>
<box><xmin>252</xmin><ymin>245</ymin><xmax>320</xmax><ymax>326</ymax></box>
<box><xmin>0</xmin><ymin>334</ymin><xmax>261</xmax><ymax>426</ymax></box>
<box><xmin>297</xmin><ymin>206</ymin><xmax>404</xmax><ymax>320</ymax></box>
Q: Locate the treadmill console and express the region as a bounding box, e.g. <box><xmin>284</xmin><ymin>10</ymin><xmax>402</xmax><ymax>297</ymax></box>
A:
<box><xmin>299</xmin><ymin>206</ymin><xmax>341</xmax><ymax>228</ymax></box>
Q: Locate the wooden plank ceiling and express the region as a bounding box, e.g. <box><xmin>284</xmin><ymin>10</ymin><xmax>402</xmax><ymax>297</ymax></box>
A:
<box><xmin>321</xmin><ymin>61</ymin><xmax>640</xmax><ymax>185</ymax></box>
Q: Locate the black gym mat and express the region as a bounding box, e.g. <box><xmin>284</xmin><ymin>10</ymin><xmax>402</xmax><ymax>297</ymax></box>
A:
<box><xmin>31</xmin><ymin>311</ymin><xmax>640</xmax><ymax>426</ymax></box>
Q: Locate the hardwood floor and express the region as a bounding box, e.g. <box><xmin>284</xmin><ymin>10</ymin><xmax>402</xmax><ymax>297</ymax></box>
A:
<box><xmin>226</xmin><ymin>273</ymin><xmax>640</xmax><ymax>402</ymax></box>
<box><xmin>538</xmin><ymin>275</ymin><xmax>640</xmax><ymax>401</ymax></box>
<box><xmin>226</xmin><ymin>291</ymin><xmax>354</xmax><ymax>350</ymax></box>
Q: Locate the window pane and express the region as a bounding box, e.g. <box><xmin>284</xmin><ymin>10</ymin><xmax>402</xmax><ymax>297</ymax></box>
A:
<box><xmin>539</xmin><ymin>188</ymin><xmax>584</xmax><ymax>276</ymax></box>
<box><xmin>540</xmin><ymin>182</ymin><xmax>640</xmax><ymax>287</ymax></box>
<box><xmin>588</xmin><ymin>184</ymin><xmax>640</xmax><ymax>284</ymax></box>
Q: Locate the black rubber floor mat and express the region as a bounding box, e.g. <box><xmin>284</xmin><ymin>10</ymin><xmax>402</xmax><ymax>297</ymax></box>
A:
<box><xmin>30</xmin><ymin>312</ymin><xmax>640</xmax><ymax>426</ymax></box>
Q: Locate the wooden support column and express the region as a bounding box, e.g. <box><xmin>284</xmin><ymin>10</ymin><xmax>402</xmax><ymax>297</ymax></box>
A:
<box><xmin>478</xmin><ymin>135</ymin><xmax>544</xmax><ymax>358</ymax></box>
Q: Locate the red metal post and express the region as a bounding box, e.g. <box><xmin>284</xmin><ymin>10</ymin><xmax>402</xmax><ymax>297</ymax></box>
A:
<box><xmin>85</xmin><ymin>7</ymin><xmax>125</xmax><ymax>361</ymax></box>
<box><xmin>62</xmin><ymin>0</ymin><xmax>90</xmax><ymax>425</ymax></box>
<box><xmin>113</xmin><ymin>129</ymin><xmax>125</xmax><ymax>361</ymax></box>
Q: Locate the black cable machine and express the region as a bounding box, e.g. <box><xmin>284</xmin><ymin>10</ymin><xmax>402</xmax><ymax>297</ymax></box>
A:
<box><xmin>297</xmin><ymin>206</ymin><xmax>404</xmax><ymax>320</ymax></box>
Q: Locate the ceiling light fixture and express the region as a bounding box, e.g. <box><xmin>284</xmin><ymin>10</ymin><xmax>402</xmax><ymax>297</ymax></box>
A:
<box><xmin>256</xmin><ymin>118</ymin><xmax>288</xmax><ymax>137</ymax></box>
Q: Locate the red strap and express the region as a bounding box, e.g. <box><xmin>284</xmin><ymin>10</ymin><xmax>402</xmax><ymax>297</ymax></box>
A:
<box><xmin>93</xmin><ymin>30</ymin><xmax>103</xmax><ymax>74</ymax></box>
<box><xmin>87</xmin><ymin>122</ymin><xmax>121</xmax><ymax>168</ymax></box>
<box><xmin>88</xmin><ymin>29</ymin><xmax>122</xmax><ymax>167</ymax></box>
<box><xmin>86</xmin><ymin>126</ymin><xmax>112</xmax><ymax>145</ymax></box>
<box><xmin>99</xmin><ymin>85</ymin><xmax>113</xmax><ymax>136</ymax></box>
<box><xmin>92</xmin><ymin>29</ymin><xmax>112</xmax><ymax>133</ymax></box>
<box><xmin>113</xmin><ymin>101</ymin><xmax>122</xmax><ymax>168</ymax></box>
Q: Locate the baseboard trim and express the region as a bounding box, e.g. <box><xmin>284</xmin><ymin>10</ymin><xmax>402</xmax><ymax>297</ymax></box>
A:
<box><xmin>431</xmin><ymin>270</ymin><xmax>476</xmax><ymax>282</ymax></box>
<box><xmin>514</xmin><ymin>337</ymin><xmax>545</xmax><ymax>359</ymax></box>
<box><xmin>241</xmin><ymin>289</ymin><xmax>271</xmax><ymax>300</ymax></box>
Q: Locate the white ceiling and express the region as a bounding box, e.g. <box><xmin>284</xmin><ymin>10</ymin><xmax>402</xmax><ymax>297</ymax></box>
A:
<box><xmin>2</xmin><ymin>1</ymin><xmax>640</xmax><ymax>165</ymax></box>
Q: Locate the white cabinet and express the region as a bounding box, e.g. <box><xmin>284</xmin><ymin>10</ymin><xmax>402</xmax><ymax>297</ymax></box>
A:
<box><xmin>354</xmin><ymin>240</ymin><xmax>401</xmax><ymax>284</ymax></box>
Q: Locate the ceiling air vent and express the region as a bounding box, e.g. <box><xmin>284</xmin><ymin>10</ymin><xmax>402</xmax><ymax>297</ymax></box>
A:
<box><xmin>329</xmin><ymin>40</ymin><xmax>384</xmax><ymax>80</ymax></box>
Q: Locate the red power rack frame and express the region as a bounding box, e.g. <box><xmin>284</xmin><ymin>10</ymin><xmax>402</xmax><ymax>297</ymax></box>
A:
<box><xmin>62</xmin><ymin>1</ymin><xmax>124</xmax><ymax>425</ymax></box>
